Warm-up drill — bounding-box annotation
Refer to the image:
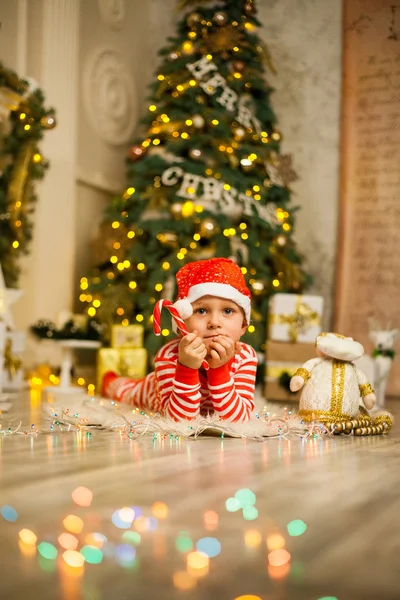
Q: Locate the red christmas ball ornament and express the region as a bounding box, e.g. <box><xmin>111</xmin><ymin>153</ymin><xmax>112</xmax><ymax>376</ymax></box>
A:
<box><xmin>127</xmin><ymin>144</ymin><xmax>146</xmax><ymax>161</ymax></box>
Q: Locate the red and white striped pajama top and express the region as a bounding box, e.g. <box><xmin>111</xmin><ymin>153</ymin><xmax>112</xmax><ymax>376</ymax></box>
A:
<box><xmin>106</xmin><ymin>337</ymin><xmax>258</xmax><ymax>422</ymax></box>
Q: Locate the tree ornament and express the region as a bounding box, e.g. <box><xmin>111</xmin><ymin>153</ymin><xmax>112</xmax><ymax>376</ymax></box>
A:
<box><xmin>186</xmin><ymin>12</ymin><xmax>201</xmax><ymax>27</ymax></box>
<box><xmin>192</xmin><ymin>114</ymin><xmax>205</xmax><ymax>128</ymax></box>
<box><xmin>271</xmin><ymin>129</ymin><xmax>282</xmax><ymax>141</ymax></box>
<box><xmin>170</xmin><ymin>203</ymin><xmax>183</xmax><ymax>218</ymax></box>
<box><xmin>127</xmin><ymin>144</ymin><xmax>146</xmax><ymax>162</ymax></box>
<box><xmin>206</xmin><ymin>27</ymin><xmax>244</xmax><ymax>53</ymax></box>
<box><xmin>205</xmin><ymin>156</ymin><xmax>217</xmax><ymax>168</ymax></box>
<box><xmin>40</xmin><ymin>114</ymin><xmax>57</xmax><ymax>129</ymax></box>
<box><xmin>157</xmin><ymin>232</ymin><xmax>178</xmax><ymax>247</ymax></box>
<box><xmin>243</xmin><ymin>1</ymin><xmax>256</xmax><ymax>15</ymax></box>
<box><xmin>168</xmin><ymin>51</ymin><xmax>180</xmax><ymax>61</ymax></box>
<box><xmin>234</xmin><ymin>126</ymin><xmax>246</xmax><ymax>139</ymax></box>
<box><xmin>232</xmin><ymin>60</ymin><xmax>246</xmax><ymax>73</ymax></box>
<box><xmin>189</xmin><ymin>148</ymin><xmax>202</xmax><ymax>160</ymax></box>
<box><xmin>193</xmin><ymin>242</ymin><xmax>217</xmax><ymax>260</ymax></box>
<box><xmin>228</xmin><ymin>154</ymin><xmax>240</xmax><ymax>168</ymax></box>
<box><xmin>213</xmin><ymin>12</ymin><xmax>228</xmax><ymax>26</ymax></box>
<box><xmin>263</xmin><ymin>178</ymin><xmax>273</xmax><ymax>188</ymax></box>
<box><xmin>199</xmin><ymin>218</ymin><xmax>218</xmax><ymax>238</ymax></box>
<box><xmin>251</xmin><ymin>279</ymin><xmax>265</xmax><ymax>295</ymax></box>
<box><xmin>276</xmin><ymin>235</ymin><xmax>287</xmax><ymax>247</ymax></box>
<box><xmin>240</xmin><ymin>158</ymin><xmax>254</xmax><ymax>172</ymax></box>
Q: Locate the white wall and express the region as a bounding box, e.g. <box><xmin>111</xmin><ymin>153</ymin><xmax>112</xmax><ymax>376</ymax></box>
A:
<box><xmin>74</xmin><ymin>0</ymin><xmax>178</xmax><ymax>306</ymax></box>
<box><xmin>0</xmin><ymin>0</ymin><xmax>342</xmax><ymax>366</ymax></box>
<box><xmin>258</xmin><ymin>0</ymin><xmax>342</xmax><ymax>327</ymax></box>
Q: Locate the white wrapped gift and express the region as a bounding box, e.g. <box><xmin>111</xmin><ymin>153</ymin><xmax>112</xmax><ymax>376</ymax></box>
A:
<box><xmin>5</xmin><ymin>331</ymin><xmax>26</xmax><ymax>353</ymax></box>
<box><xmin>268</xmin><ymin>293</ymin><xmax>324</xmax><ymax>343</ymax></box>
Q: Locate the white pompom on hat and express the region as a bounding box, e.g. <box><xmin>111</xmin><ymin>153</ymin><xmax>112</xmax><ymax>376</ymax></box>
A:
<box><xmin>316</xmin><ymin>332</ymin><xmax>364</xmax><ymax>361</ymax></box>
<box><xmin>172</xmin><ymin>257</ymin><xmax>252</xmax><ymax>325</ymax></box>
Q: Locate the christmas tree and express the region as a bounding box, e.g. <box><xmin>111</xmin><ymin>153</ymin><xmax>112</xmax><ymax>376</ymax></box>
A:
<box><xmin>81</xmin><ymin>0</ymin><xmax>310</xmax><ymax>362</ymax></box>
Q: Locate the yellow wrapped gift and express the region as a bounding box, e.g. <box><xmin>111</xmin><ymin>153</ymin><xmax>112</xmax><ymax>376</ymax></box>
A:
<box><xmin>97</xmin><ymin>347</ymin><xmax>148</xmax><ymax>391</ymax></box>
<box><xmin>111</xmin><ymin>324</ymin><xmax>144</xmax><ymax>348</ymax></box>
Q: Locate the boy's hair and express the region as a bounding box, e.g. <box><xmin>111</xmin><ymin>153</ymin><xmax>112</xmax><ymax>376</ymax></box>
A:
<box><xmin>173</xmin><ymin>258</ymin><xmax>252</xmax><ymax>324</ymax></box>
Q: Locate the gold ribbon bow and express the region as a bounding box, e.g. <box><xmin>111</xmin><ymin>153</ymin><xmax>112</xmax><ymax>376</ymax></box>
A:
<box><xmin>3</xmin><ymin>338</ymin><xmax>22</xmax><ymax>380</ymax></box>
<box><xmin>270</xmin><ymin>298</ymin><xmax>320</xmax><ymax>342</ymax></box>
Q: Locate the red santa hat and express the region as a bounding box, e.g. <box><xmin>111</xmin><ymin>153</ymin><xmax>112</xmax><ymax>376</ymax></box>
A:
<box><xmin>173</xmin><ymin>258</ymin><xmax>252</xmax><ymax>324</ymax></box>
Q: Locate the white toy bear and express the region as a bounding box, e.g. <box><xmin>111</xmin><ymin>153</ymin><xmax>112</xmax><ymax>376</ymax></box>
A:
<box><xmin>290</xmin><ymin>332</ymin><xmax>392</xmax><ymax>435</ymax></box>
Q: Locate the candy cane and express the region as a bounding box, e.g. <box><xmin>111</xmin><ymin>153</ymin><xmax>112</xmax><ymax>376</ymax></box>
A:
<box><xmin>153</xmin><ymin>299</ymin><xmax>209</xmax><ymax>370</ymax></box>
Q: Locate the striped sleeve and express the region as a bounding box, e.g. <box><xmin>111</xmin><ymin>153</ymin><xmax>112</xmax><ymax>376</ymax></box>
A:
<box><xmin>154</xmin><ymin>339</ymin><xmax>202</xmax><ymax>421</ymax></box>
<box><xmin>207</xmin><ymin>344</ymin><xmax>258</xmax><ymax>423</ymax></box>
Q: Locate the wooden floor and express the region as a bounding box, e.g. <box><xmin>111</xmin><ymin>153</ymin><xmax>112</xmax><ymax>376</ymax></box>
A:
<box><xmin>0</xmin><ymin>390</ymin><xmax>399</xmax><ymax>600</ymax></box>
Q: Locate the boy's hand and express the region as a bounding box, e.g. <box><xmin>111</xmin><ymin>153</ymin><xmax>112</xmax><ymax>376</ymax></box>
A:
<box><xmin>178</xmin><ymin>331</ymin><xmax>207</xmax><ymax>370</ymax></box>
<box><xmin>207</xmin><ymin>335</ymin><xmax>240</xmax><ymax>369</ymax></box>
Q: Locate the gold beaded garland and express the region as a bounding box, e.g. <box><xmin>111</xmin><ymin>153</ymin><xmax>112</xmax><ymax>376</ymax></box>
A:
<box><xmin>322</xmin><ymin>413</ymin><xmax>392</xmax><ymax>436</ymax></box>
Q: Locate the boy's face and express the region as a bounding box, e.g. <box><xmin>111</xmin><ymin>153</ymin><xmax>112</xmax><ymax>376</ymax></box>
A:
<box><xmin>184</xmin><ymin>295</ymin><xmax>247</xmax><ymax>349</ymax></box>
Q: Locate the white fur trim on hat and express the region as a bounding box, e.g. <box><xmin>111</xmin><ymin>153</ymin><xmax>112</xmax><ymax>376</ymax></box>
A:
<box><xmin>185</xmin><ymin>282</ymin><xmax>251</xmax><ymax>324</ymax></box>
<box><xmin>173</xmin><ymin>299</ymin><xmax>193</xmax><ymax>320</ymax></box>
<box><xmin>317</xmin><ymin>333</ymin><xmax>364</xmax><ymax>361</ymax></box>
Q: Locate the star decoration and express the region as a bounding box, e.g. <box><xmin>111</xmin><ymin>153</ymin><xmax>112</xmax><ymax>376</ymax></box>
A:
<box><xmin>0</xmin><ymin>264</ymin><xmax>23</xmax><ymax>329</ymax></box>
<box><xmin>204</xmin><ymin>26</ymin><xmax>244</xmax><ymax>54</ymax></box>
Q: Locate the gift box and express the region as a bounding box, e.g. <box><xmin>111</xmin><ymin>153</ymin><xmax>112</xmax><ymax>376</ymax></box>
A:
<box><xmin>268</xmin><ymin>293</ymin><xmax>324</xmax><ymax>343</ymax></box>
<box><xmin>119</xmin><ymin>348</ymin><xmax>147</xmax><ymax>379</ymax></box>
<box><xmin>97</xmin><ymin>347</ymin><xmax>148</xmax><ymax>391</ymax></box>
<box><xmin>264</xmin><ymin>340</ymin><xmax>315</xmax><ymax>401</ymax></box>
<box><xmin>111</xmin><ymin>324</ymin><xmax>144</xmax><ymax>349</ymax></box>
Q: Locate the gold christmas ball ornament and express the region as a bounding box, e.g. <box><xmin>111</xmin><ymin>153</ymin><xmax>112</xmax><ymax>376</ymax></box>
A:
<box><xmin>40</xmin><ymin>114</ymin><xmax>57</xmax><ymax>129</ymax></box>
<box><xmin>243</xmin><ymin>1</ymin><xmax>257</xmax><ymax>15</ymax></box>
<box><xmin>189</xmin><ymin>148</ymin><xmax>202</xmax><ymax>160</ymax></box>
<box><xmin>168</xmin><ymin>51</ymin><xmax>180</xmax><ymax>61</ymax></box>
<box><xmin>192</xmin><ymin>114</ymin><xmax>205</xmax><ymax>128</ymax></box>
<box><xmin>170</xmin><ymin>203</ymin><xmax>183</xmax><ymax>218</ymax></box>
<box><xmin>228</xmin><ymin>154</ymin><xmax>240</xmax><ymax>168</ymax></box>
<box><xmin>233</xmin><ymin>60</ymin><xmax>246</xmax><ymax>72</ymax></box>
<box><xmin>234</xmin><ymin>126</ymin><xmax>246</xmax><ymax>139</ymax></box>
<box><xmin>213</xmin><ymin>11</ymin><xmax>229</xmax><ymax>26</ymax></box>
<box><xmin>271</xmin><ymin>129</ymin><xmax>282</xmax><ymax>141</ymax></box>
<box><xmin>251</xmin><ymin>280</ymin><xmax>265</xmax><ymax>295</ymax></box>
<box><xmin>200</xmin><ymin>218</ymin><xmax>218</xmax><ymax>238</ymax></box>
<box><xmin>157</xmin><ymin>231</ymin><xmax>178</xmax><ymax>247</ymax></box>
<box><xmin>276</xmin><ymin>235</ymin><xmax>287</xmax><ymax>247</ymax></box>
<box><xmin>240</xmin><ymin>158</ymin><xmax>254</xmax><ymax>172</ymax></box>
<box><xmin>127</xmin><ymin>144</ymin><xmax>146</xmax><ymax>161</ymax></box>
<box><xmin>187</xmin><ymin>12</ymin><xmax>201</xmax><ymax>27</ymax></box>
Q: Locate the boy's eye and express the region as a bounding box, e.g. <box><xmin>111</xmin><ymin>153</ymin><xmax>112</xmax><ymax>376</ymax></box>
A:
<box><xmin>195</xmin><ymin>308</ymin><xmax>207</xmax><ymax>315</ymax></box>
<box><xmin>223</xmin><ymin>308</ymin><xmax>234</xmax><ymax>315</ymax></box>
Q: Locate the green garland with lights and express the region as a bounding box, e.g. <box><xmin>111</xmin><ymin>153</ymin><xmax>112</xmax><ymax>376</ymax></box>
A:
<box><xmin>0</xmin><ymin>61</ymin><xmax>56</xmax><ymax>288</ymax></box>
<box><xmin>82</xmin><ymin>0</ymin><xmax>311</xmax><ymax>368</ymax></box>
